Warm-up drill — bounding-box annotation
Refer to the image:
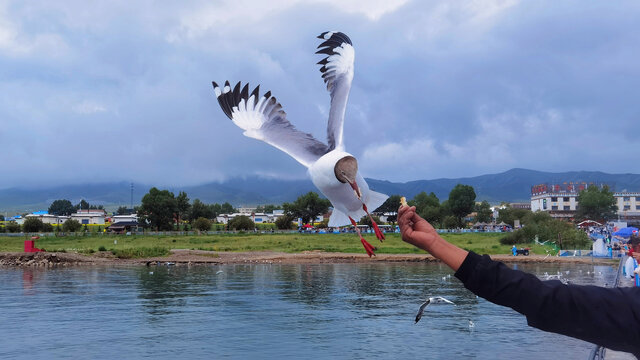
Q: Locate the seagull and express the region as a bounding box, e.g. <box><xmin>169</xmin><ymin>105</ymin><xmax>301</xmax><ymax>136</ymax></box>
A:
<box><xmin>211</xmin><ymin>31</ymin><xmax>388</xmax><ymax>256</ymax></box>
<box><xmin>468</xmin><ymin>319</ymin><xmax>475</xmax><ymax>328</ymax></box>
<box><xmin>415</xmin><ymin>296</ymin><xmax>456</xmax><ymax>324</ymax></box>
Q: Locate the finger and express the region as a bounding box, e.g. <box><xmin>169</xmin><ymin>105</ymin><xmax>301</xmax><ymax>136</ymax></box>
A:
<box><xmin>398</xmin><ymin>207</ymin><xmax>415</xmax><ymax>225</ymax></box>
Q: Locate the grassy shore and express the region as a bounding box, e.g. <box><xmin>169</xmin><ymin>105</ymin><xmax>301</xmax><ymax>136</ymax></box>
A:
<box><xmin>0</xmin><ymin>232</ymin><xmax>554</xmax><ymax>257</ymax></box>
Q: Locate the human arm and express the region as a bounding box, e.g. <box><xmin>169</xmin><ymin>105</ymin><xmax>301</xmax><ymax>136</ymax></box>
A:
<box><xmin>397</xmin><ymin>205</ymin><xmax>467</xmax><ymax>271</ymax></box>
<box><xmin>397</xmin><ymin>204</ymin><xmax>640</xmax><ymax>354</ymax></box>
<box><xmin>456</xmin><ymin>251</ymin><xmax>640</xmax><ymax>355</ymax></box>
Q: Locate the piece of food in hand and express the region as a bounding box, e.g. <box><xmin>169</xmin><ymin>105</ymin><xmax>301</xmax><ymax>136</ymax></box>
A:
<box><xmin>400</xmin><ymin>196</ymin><xmax>408</xmax><ymax>207</ymax></box>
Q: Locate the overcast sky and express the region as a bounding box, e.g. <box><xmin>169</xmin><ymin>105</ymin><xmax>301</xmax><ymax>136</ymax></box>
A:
<box><xmin>1</xmin><ymin>0</ymin><xmax>639</xmax><ymax>189</ymax></box>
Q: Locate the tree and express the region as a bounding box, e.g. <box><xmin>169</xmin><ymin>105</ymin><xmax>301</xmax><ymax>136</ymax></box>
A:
<box><xmin>228</xmin><ymin>215</ymin><xmax>254</xmax><ymax>230</ymax></box>
<box><xmin>283</xmin><ymin>192</ymin><xmax>331</xmax><ymax>225</ymax></box>
<box><xmin>23</xmin><ymin>217</ymin><xmax>44</xmax><ymax>232</ymax></box>
<box><xmin>374</xmin><ymin>195</ymin><xmax>401</xmax><ymax>223</ymax></box>
<box><xmin>62</xmin><ymin>219</ymin><xmax>82</xmax><ymax>232</ymax></box>
<box><xmin>138</xmin><ymin>187</ymin><xmax>177</xmax><ymax>231</ymax></box>
<box><xmin>76</xmin><ymin>199</ymin><xmax>90</xmax><ymax>210</ymax></box>
<box><xmin>48</xmin><ymin>199</ymin><xmax>75</xmax><ymax>216</ymax></box>
<box><xmin>275</xmin><ymin>214</ymin><xmax>295</xmax><ymax>230</ymax></box>
<box><xmin>193</xmin><ymin>217</ymin><xmax>212</xmax><ymax>232</ymax></box>
<box><xmin>175</xmin><ymin>191</ymin><xmax>191</xmax><ymax>227</ymax></box>
<box><xmin>576</xmin><ymin>185</ymin><xmax>618</xmax><ymax>221</ymax></box>
<box><xmin>220</xmin><ymin>202</ymin><xmax>235</xmax><ymax>214</ymax></box>
<box><xmin>442</xmin><ymin>215</ymin><xmax>458</xmax><ymax>229</ymax></box>
<box><xmin>117</xmin><ymin>206</ymin><xmax>130</xmax><ymax>215</ymax></box>
<box><xmin>0</xmin><ymin>215</ymin><xmax>4</xmax><ymax>221</ymax></box>
<box><xmin>189</xmin><ymin>199</ymin><xmax>213</xmax><ymax>222</ymax></box>
<box><xmin>209</xmin><ymin>203</ymin><xmax>223</xmax><ymax>218</ymax></box>
<box><xmin>497</xmin><ymin>206</ymin><xmax>531</xmax><ymax>226</ymax></box>
<box><xmin>358</xmin><ymin>215</ymin><xmax>381</xmax><ymax>227</ymax></box>
<box><xmin>190</xmin><ymin>199</ymin><xmax>214</xmax><ymax>221</ymax></box>
<box><xmin>448</xmin><ymin>184</ymin><xmax>476</xmax><ymax>227</ymax></box>
<box><xmin>411</xmin><ymin>192</ymin><xmax>442</xmax><ymax>226</ymax></box>
<box><xmin>475</xmin><ymin>201</ymin><xmax>492</xmax><ymax>223</ymax></box>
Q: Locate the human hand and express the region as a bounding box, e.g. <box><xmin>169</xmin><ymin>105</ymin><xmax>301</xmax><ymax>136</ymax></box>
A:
<box><xmin>398</xmin><ymin>205</ymin><xmax>440</xmax><ymax>252</ymax></box>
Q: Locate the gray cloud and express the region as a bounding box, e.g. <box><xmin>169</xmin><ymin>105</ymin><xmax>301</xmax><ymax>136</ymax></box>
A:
<box><xmin>1</xmin><ymin>0</ymin><xmax>639</xmax><ymax>189</ymax></box>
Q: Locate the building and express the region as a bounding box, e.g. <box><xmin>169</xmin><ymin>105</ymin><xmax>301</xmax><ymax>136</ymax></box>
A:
<box><xmin>216</xmin><ymin>209</ymin><xmax>289</xmax><ymax>224</ymax></box>
<box><xmin>509</xmin><ymin>203</ymin><xmax>531</xmax><ymax>210</ymax></box>
<box><xmin>530</xmin><ymin>182</ymin><xmax>602</xmax><ymax>219</ymax></box>
<box><xmin>25</xmin><ymin>211</ymin><xmax>67</xmax><ymax>225</ymax></box>
<box><xmin>530</xmin><ymin>182</ymin><xmax>640</xmax><ymax>221</ymax></box>
<box><xmin>614</xmin><ymin>192</ymin><xmax>640</xmax><ymax>222</ymax></box>
<box><xmin>71</xmin><ymin>211</ymin><xmax>106</xmax><ymax>225</ymax></box>
<box><xmin>111</xmin><ymin>214</ymin><xmax>138</xmax><ymax>224</ymax></box>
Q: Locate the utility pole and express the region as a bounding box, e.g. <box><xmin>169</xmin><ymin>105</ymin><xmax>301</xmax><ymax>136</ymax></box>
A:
<box><xmin>130</xmin><ymin>182</ymin><xmax>134</xmax><ymax>213</ymax></box>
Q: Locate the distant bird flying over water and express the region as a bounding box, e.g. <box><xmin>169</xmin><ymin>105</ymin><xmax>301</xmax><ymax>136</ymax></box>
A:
<box><xmin>415</xmin><ymin>296</ymin><xmax>456</xmax><ymax>324</ymax></box>
<box><xmin>211</xmin><ymin>31</ymin><xmax>388</xmax><ymax>256</ymax></box>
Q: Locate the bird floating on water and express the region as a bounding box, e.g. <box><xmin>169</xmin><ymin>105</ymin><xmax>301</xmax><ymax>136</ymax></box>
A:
<box><xmin>211</xmin><ymin>31</ymin><xmax>388</xmax><ymax>256</ymax></box>
<box><xmin>469</xmin><ymin>319</ymin><xmax>475</xmax><ymax>328</ymax></box>
<box><xmin>415</xmin><ymin>296</ymin><xmax>456</xmax><ymax>324</ymax></box>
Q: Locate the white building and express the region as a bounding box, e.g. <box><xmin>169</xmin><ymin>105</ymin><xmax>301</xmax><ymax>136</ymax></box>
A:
<box><xmin>26</xmin><ymin>213</ymin><xmax>68</xmax><ymax>225</ymax></box>
<box><xmin>216</xmin><ymin>210</ymin><xmax>289</xmax><ymax>224</ymax></box>
<box><xmin>530</xmin><ymin>182</ymin><xmax>640</xmax><ymax>221</ymax></box>
<box><xmin>111</xmin><ymin>214</ymin><xmax>138</xmax><ymax>224</ymax></box>
<box><xmin>71</xmin><ymin>211</ymin><xmax>106</xmax><ymax>225</ymax></box>
<box><xmin>614</xmin><ymin>192</ymin><xmax>640</xmax><ymax>220</ymax></box>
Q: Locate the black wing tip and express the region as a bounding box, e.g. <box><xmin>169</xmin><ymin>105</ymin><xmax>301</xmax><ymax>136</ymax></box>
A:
<box><xmin>317</xmin><ymin>31</ymin><xmax>352</xmax><ymax>45</ymax></box>
<box><xmin>213</xmin><ymin>80</ymin><xmax>272</xmax><ymax>120</ymax></box>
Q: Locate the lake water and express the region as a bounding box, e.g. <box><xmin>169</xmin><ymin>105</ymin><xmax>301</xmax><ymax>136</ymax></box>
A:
<box><xmin>0</xmin><ymin>261</ymin><xmax>617</xmax><ymax>359</ymax></box>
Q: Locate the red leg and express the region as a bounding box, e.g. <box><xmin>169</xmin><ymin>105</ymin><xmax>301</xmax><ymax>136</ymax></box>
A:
<box><xmin>362</xmin><ymin>204</ymin><xmax>385</xmax><ymax>242</ymax></box>
<box><xmin>350</xmin><ymin>216</ymin><xmax>375</xmax><ymax>257</ymax></box>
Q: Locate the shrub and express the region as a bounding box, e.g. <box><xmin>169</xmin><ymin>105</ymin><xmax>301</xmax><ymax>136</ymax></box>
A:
<box><xmin>6</xmin><ymin>222</ymin><xmax>21</xmax><ymax>233</ymax></box>
<box><xmin>275</xmin><ymin>215</ymin><xmax>295</xmax><ymax>230</ymax></box>
<box><xmin>42</xmin><ymin>223</ymin><xmax>54</xmax><ymax>232</ymax></box>
<box><xmin>358</xmin><ymin>215</ymin><xmax>381</xmax><ymax>227</ymax></box>
<box><xmin>98</xmin><ymin>246</ymin><xmax>107</xmax><ymax>251</ymax></box>
<box><xmin>23</xmin><ymin>217</ymin><xmax>44</xmax><ymax>232</ymax></box>
<box><xmin>62</xmin><ymin>219</ymin><xmax>82</xmax><ymax>232</ymax></box>
<box><xmin>228</xmin><ymin>215</ymin><xmax>254</xmax><ymax>231</ymax></box>
<box><xmin>193</xmin><ymin>217</ymin><xmax>212</xmax><ymax>232</ymax></box>
<box><xmin>500</xmin><ymin>215</ymin><xmax>590</xmax><ymax>249</ymax></box>
<box><xmin>443</xmin><ymin>215</ymin><xmax>458</xmax><ymax>229</ymax></box>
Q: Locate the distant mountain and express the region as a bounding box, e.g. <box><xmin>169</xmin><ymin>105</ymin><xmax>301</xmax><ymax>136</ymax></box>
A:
<box><xmin>2</xmin><ymin>168</ymin><xmax>640</xmax><ymax>213</ymax></box>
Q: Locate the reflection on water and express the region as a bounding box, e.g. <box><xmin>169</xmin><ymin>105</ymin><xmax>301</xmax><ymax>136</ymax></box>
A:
<box><xmin>0</xmin><ymin>261</ymin><xmax>617</xmax><ymax>359</ymax></box>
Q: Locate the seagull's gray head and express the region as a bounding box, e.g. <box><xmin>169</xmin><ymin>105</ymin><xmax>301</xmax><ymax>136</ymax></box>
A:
<box><xmin>334</xmin><ymin>155</ymin><xmax>361</xmax><ymax>198</ymax></box>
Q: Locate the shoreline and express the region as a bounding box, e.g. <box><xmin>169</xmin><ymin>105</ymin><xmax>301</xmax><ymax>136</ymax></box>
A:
<box><xmin>0</xmin><ymin>250</ymin><xmax>619</xmax><ymax>267</ymax></box>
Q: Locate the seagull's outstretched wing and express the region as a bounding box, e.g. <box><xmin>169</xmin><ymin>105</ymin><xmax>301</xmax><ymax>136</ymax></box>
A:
<box><xmin>415</xmin><ymin>299</ymin><xmax>430</xmax><ymax>323</ymax></box>
<box><xmin>212</xmin><ymin>81</ymin><xmax>329</xmax><ymax>168</ymax></box>
<box><xmin>431</xmin><ymin>296</ymin><xmax>456</xmax><ymax>305</ymax></box>
<box><xmin>316</xmin><ymin>31</ymin><xmax>354</xmax><ymax>151</ymax></box>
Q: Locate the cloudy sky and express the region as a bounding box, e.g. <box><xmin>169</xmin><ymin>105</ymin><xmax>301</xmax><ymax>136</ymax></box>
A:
<box><xmin>1</xmin><ymin>0</ymin><xmax>639</xmax><ymax>189</ymax></box>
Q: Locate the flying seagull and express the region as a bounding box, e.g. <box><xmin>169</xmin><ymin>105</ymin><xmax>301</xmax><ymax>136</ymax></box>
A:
<box><xmin>415</xmin><ymin>296</ymin><xmax>456</xmax><ymax>324</ymax></box>
<box><xmin>211</xmin><ymin>31</ymin><xmax>388</xmax><ymax>256</ymax></box>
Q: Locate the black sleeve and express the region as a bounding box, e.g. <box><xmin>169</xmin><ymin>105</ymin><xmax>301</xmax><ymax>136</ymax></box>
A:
<box><xmin>455</xmin><ymin>251</ymin><xmax>640</xmax><ymax>356</ymax></box>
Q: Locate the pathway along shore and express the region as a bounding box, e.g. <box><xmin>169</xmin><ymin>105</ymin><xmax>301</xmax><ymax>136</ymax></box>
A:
<box><xmin>0</xmin><ymin>250</ymin><xmax>619</xmax><ymax>267</ymax></box>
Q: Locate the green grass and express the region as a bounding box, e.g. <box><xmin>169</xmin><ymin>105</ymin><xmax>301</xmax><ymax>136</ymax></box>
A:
<box><xmin>0</xmin><ymin>232</ymin><xmax>561</xmax><ymax>256</ymax></box>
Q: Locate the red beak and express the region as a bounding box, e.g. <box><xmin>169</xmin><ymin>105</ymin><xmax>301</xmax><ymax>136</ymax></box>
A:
<box><xmin>349</xmin><ymin>180</ymin><xmax>361</xmax><ymax>199</ymax></box>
